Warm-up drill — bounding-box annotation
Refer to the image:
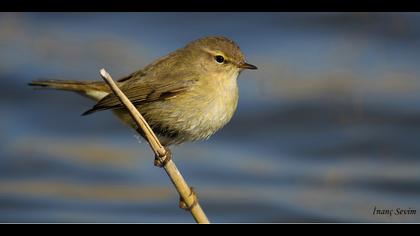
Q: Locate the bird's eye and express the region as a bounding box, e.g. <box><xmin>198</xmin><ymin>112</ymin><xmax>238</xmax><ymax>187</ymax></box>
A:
<box><xmin>215</xmin><ymin>55</ymin><xmax>225</xmax><ymax>64</ymax></box>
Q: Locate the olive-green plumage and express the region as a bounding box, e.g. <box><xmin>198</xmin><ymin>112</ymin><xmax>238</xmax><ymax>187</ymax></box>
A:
<box><xmin>29</xmin><ymin>36</ymin><xmax>257</xmax><ymax>146</ymax></box>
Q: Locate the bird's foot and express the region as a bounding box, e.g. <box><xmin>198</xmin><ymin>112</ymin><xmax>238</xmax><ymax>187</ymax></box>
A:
<box><xmin>154</xmin><ymin>146</ymin><xmax>172</xmax><ymax>168</ymax></box>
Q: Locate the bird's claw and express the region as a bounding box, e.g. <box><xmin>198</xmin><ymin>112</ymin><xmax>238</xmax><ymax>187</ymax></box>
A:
<box><xmin>154</xmin><ymin>147</ymin><xmax>172</xmax><ymax>168</ymax></box>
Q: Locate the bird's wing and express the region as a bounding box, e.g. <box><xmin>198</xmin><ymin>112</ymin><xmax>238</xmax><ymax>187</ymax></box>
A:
<box><xmin>82</xmin><ymin>72</ymin><xmax>197</xmax><ymax>115</ymax></box>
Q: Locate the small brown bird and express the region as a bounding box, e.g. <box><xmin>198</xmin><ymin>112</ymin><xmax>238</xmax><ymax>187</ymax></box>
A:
<box><xmin>29</xmin><ymin>36</ymin><xmax>257</xmax><ymax>146</ymax></box>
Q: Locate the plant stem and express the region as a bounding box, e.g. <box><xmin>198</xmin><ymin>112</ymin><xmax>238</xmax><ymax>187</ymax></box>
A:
<box><xmin>100</xmin><ymin>68</ymin><xmax>210</xmax><ymax>224</ymax></box>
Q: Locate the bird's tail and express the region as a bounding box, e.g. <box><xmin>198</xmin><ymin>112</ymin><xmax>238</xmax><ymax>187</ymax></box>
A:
<box><xmin>28</xmin><ymin>79</ymin><xmax>110</xmax><ymax>101</ymax></box>
<box><xmin>28</xmin><ymin>79</ymin><xmax>109</xmax><ymax>93</ymax></box>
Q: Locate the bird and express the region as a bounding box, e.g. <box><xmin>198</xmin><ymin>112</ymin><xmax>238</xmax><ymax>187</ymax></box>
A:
<box><xmin>29</xmin><ymin>36</ymin><xmax>257</xmax><ymax>147</ymax></box>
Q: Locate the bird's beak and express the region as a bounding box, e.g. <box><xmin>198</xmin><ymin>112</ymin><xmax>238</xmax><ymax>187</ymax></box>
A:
<box><xmin>238</xmin><ymin>62</ymin><xmax>258</xmax><ymax>70</ymax></box>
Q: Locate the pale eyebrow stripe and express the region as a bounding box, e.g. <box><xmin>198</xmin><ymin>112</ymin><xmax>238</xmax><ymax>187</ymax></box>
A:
<box><xmin>202</xmin><ymin>48</ymin><xmax>236</xmax><ymax>63</ymax></box>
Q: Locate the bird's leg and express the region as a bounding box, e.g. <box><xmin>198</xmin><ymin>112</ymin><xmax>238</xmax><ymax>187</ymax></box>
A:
<box><xmin>135</xmin><ymin>126</ymin><xmax>171</xmax><ymax>168</ymax></box>
<box><xmin>154</xmin><ymin>146</ymin><xmax>172</xmax><ymax>168</ymax></box>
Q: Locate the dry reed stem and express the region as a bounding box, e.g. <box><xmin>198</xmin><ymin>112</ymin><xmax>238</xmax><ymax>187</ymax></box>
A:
<box><xmin>99</xmin><ymin>68</ymin><xmax>210</xmax><ymax>224</ymax></box>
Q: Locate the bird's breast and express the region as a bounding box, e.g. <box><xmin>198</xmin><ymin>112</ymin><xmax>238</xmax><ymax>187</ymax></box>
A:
<box><xmin>184</xmin><ymin>72</ymin><xmax>239</xmax><ymax>139</ymax></box>
<box><xmin>134</xmin><ymin>72</ymin><xmax>239</xmax><ymax>145</ymax></box>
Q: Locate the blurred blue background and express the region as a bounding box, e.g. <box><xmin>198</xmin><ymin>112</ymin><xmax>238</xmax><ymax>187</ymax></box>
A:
<box><xmin>1</xmin><ymin>12</ymin><xmax>420</xmax><ymax>223</ymax></box>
